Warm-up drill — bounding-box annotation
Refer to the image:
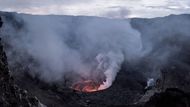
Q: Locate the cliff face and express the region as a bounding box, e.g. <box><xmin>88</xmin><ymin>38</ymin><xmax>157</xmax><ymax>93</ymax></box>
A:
<box><xmin>130</xmin><ymin>15</ymin><xmax>190</xmax><ymax>107</ymax></box>
<box><xmin>131</xmin><ymin>14</ymin><xmax>190</xmax><ymax>92</ymax></box>
<box><xmin>144</xmin><ymin>88</ymin><xmax>190</xmax><ymax>107</ymax></box>
<box><xmin>0</xmin><ymin>17</ymin><xmax>43</xmax><ymax>107</ymax></box>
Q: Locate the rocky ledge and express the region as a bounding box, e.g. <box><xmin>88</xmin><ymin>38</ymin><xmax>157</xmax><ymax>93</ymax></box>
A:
<box><xmin>0</xmin><ymin>17</ymin><xmax>44</xmax><ymax>107</ymax></box>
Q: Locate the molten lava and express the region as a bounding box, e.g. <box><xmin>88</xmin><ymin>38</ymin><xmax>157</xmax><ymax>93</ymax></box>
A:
<box><xmin>72</xmin><ymin>80</ymin><xmax>102</xmax><ymax>93</ymax></box>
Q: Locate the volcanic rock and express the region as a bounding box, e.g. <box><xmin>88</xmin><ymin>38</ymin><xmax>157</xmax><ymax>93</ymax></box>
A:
<box><xmin>144</xmin><ymin>88</ymin><xmax>190</xmax><ymax>107</ymax></box>
<box><xmin>0</xmin><ymin>16</ymin><xmax>44</xmax><ymax>107</ymax></box>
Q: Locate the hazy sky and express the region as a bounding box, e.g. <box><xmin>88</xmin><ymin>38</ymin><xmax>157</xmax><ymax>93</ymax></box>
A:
<box><xmin>0</xmin><ymin>0</ymin><xmax>190</xmax><ymax>18</ymax></box>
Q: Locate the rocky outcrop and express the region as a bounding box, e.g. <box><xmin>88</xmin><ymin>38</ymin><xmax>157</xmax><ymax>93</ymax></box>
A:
<box><xmin>144</xmin><ymin>88</ymin><xmax>190</xmax><ymax>107</ymax></box>
<box><xmin>0</xmin><ymin>17</ymin><xmax>43</xmax><ymax>107</ymax></box>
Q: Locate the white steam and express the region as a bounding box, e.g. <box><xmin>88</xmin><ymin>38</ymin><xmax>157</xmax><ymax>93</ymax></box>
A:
<box><xmin>96</xmin><ymin>51</ymin><xmax>124</xmax><ymax>90</ymax></box>
<box><xmin>0</xmin><ymin>13</ymin><xmax>142</xmax><ymax>88</ymax></box>
<box><xmin>1</xmin><ymin>13</ymin><xmax>189</xmax><ymax>90</ymax></box>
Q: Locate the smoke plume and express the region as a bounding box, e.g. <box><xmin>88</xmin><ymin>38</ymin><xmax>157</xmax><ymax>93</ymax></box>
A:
<box><xmin>2</xmin><ymin>12</ymin><xmax>189</xmax><ymax>90</ymax></box>
<box><xmin>0</xmin><ymin>12</ymin><xmax>142</xmax><ymax>89</ymax></box>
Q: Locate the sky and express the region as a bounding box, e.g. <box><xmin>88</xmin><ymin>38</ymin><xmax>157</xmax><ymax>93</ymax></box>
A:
<box><xmin>0</xmin><ymin>0</ymin><xmax>190</xmax><ymax>18</ymax></box>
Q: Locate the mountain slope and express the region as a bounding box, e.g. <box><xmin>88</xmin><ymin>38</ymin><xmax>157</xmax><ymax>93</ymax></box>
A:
<box><xmin>0</xmin><ymin>16</ymin><xmax>43</xmax><ymax>107</ymax></box>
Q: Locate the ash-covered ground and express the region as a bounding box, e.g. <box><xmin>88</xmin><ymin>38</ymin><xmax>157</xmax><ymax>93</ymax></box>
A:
<box><xmin>1</xmin><ymin>12</ymin><xmax>190</xmax><ymax>107</ymax></box>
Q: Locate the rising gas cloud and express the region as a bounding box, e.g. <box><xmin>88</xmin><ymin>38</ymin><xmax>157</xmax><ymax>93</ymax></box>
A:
<box><xmin>0</xmin><ymin>12</ymin><xmax>142</xmax><ymax>89</ymax></box>
<box><xmin>1</xmin><ymin>12</ymin><xmax>189</xmax><ymax>90</ymax></box>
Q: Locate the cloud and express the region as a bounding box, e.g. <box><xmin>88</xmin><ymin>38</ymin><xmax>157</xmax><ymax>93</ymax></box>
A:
<box><xmin>103</xmin><ymin>7</ymin><xmax>130</xmax><ymax>19</ymax></box>
<box><xmin>0</xmin><ymin>0</ymin><xmax>190</xmax><ymax>18</ymax></box>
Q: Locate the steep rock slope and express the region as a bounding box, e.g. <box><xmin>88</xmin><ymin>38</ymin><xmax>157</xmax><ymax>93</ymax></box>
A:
<box><xmin>0</xmin><ymin>16</ymin><xmax>43</xmax><ymax>107</ymax></box>
<box><xmin>131</xmin><ymin>14</ymin><xmax>190</xmax><ymax>92</ymax></box>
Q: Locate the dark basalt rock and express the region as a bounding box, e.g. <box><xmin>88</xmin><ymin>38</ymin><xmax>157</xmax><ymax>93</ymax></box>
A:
<box><xmin>0</xmin><ymin>16</ymin><xmax>43</xmax><ymax>107</ymax></box>
<box><xmin>144</xmin><ymin>88</ymin><xmax>190</xmax><ymax>107</ymax></box>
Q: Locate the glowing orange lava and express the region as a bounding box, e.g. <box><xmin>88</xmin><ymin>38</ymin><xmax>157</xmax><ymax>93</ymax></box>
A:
<box><xmin>72</xmin><ymin>80</ymin><xmax>102</xmax><ymax>93</ymax></box>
